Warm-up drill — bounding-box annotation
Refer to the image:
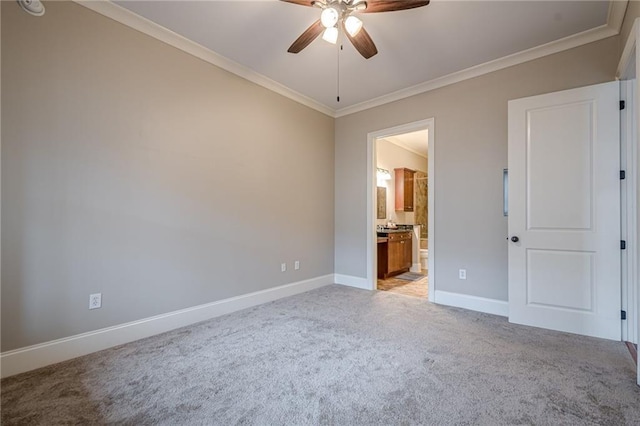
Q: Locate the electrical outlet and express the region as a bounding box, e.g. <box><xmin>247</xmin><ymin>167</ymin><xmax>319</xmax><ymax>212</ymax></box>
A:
<box><xmin>459</xmin><ymin>269</ymin><xmax>467</xmax><ymax>280</ymax></box>
<box><xmin>294</xmin><ymin>261</ymin><xmax>300</xmax><ymax>270</ymax></box>
<box><xmin>89</xmin><ymin>293</ymin><xmax>102</xmax><ymax>309</ymax></box>
<box><xmin>281</xmin><ymin>263</ymin><xmax>287</xmax><ymax>272</ymax></box>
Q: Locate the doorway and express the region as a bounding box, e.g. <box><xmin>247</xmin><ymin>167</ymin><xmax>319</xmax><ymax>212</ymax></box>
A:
<box><xmin>366</xmin><ymin>119</ymin><xmax>435</xmax><ymax>301</ymax></box>
<box><xmin>375</xmin><ymin>131</ymin><xmax>428</xmax><ymax>297</ymax></box>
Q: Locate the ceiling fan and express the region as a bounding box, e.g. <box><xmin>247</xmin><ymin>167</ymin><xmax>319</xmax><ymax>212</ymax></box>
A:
<box><xmin>280</xmin><ymin>0</ymin><xmax>430</xmax><ymax>59</ymax></box>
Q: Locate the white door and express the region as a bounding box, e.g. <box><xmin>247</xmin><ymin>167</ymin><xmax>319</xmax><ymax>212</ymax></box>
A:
<box><xmin>508</xmin><ymin>81</ymin><xmax>621</xmax><ymax>341</ymax></box>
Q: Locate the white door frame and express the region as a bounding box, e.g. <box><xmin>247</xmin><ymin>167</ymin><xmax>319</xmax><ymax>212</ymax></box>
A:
<box><xmin>620</xmin><ymin>78</ymin><xmax>637</xmax><ymax>345</ymax></box>
<box><xmin>366</xmin><ymin>118</ymin><xmax>435</xmax><ymax>301</ymax></box>
<box><xmin>617</xmin><ymin>17</ymin><xmax>640</xmax><ymax>385</ymax></box>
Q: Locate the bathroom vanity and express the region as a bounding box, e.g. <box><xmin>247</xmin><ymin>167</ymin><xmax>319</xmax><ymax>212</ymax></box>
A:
<box><xmin>377</xmin><ymin>230</ymin><xmax>412</xmax><ymax>279</ymax></box>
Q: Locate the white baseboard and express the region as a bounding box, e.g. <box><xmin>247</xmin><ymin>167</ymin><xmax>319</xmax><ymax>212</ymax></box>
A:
<box><xmin>334</xmin><ymin>274</ymin><xmax>372</xmax><ymax>290</ymax></box>
<box><xmin>434</xmin><ymin>290</ymin><xmax>508</xmax><ymax>317</ymax></box>
<box><xmin>1</xmin><ymin>275</ymin><xmax>334</xmax><ymax>378</ymax></box>
<box><xmin>410</xmin><ymin>263</ymin><xmax>422</xmax><ymax>273</ymax></box>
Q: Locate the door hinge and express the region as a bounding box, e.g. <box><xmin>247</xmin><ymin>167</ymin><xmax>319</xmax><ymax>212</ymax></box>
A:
<box><xmin>620</xmin><ymin>170</ymin><xmax>626</xmax><ymax>180</ymax></box>
<box><xmin>620</xmin><ymin>100</ymin><xmax>626</xmax><ymax>110</ymax></box>
<box><xmin>622</xmin><ymin>310</ymin><xmax>627</xmax><ymax>320</ymax></box>
<box><xmin>621</xmin><ymin>240</ymin><xmax>626</xmax><ymax>250</ymax></box>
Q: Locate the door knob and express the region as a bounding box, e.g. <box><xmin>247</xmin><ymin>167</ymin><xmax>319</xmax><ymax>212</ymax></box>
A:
<box><xmin>511</xmin><ymin>236</ymin><xmax>519</xmax><ymax>243</ymax></box>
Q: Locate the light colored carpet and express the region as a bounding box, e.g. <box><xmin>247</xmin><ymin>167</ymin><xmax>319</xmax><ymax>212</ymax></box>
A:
<box><xmin>2</xmin><ymin>285</ymin><xmax>639</xmax><ymax>425</ymax></box>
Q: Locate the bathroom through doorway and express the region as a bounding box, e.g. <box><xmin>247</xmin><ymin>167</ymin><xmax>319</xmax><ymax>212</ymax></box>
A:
<box><xmin>372</xmin><ymin>122</ymin><xmax>432</xmax><ymax>299</ymax></box>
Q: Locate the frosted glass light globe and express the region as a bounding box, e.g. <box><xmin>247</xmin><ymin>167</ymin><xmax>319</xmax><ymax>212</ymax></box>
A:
<box><xmin>322</xmin><ymin>26</ymin><xmax>339</xmax><ymax>44</ymax></box>
<box><xmin>345</xmin><ymin>16</ymin><xmax>363</xmax><ymax>37</ymax></box>
<box><xmin>321</xmin><ymin>7</ymin><xmax>339</xmax><ymax>28</ymax></box>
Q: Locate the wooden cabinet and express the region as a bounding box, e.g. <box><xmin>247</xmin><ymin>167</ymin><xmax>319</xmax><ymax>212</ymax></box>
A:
<box><xmin>402</xmin><ymin>234</ymin><xmax>412</xmax><ymax>270</ymax></box>
<box><xmin>388</xmin><ymin>238</ymin><xmax>404</xmax><ymax>273</ymax></box>
<box><xmin>377</xmin><ymin>238</ymin><xmax>389</xmax><ymax>279</ymax></box>
<box><xmin>395</xmin><ymin>168</ymin><xmax>416</xmax><ymax>211</ymax></box>
<box><xmin>377</xmin><ymin>231</ymin><xmax>412</xmax><ymax>279</ymax></box>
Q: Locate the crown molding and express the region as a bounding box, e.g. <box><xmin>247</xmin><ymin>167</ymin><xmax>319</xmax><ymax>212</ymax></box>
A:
<box><xmin>334</xmin><ymin>21</ymin><xmax>623</xmax><ymax>117</ymax></box>
<box><xmin>617</xmin><ymin>18</ymin><xmax>638</xmax><ymax>79</ymax></box>
<box><xmin>380</xmin><ymin>137</ymin><xmax>427</xmax><ymax>159</ymax></box>
<box><xmin>73</xmin><ymin>0</ymin><xmax>335</xmax><ymax>117</ymax></box>
<box><xmin>608</xmin><ymin>0</ymin><xmax>628</xmax><ymax>35</ymax></box>
<box><xmin>73</xmin><ymin>0</ymin><xmax>626</xmax><ymax>120</ymax></box>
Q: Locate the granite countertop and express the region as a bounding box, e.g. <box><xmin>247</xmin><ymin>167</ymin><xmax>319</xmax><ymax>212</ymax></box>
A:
<box><xmin>377</xmin><ymin>229</ymin><xmax>411</xmax><ymax>234</ymax></box>
<box><xmin>377</xmin><ymin>225</ymin><xmax>415</xmax><ymax>235</ymax></box>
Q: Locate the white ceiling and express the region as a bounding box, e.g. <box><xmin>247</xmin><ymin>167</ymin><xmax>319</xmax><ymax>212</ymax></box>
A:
<box><xmin>112</xmin><ymin>0</ymin><xmax>617</xmax><ymax>114</ymax></box>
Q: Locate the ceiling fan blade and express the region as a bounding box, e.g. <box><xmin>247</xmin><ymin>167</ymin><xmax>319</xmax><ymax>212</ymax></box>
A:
<box><xmin>279</xmin><ymin>0</ymin><xmax>316</xmax><ymax>7</ymax></box>
<box><xmin>288</xmin><ymin>20</ymin><xmax>324</xmax><ymax>54</ymax></box>
<box><xmin>360</xmin><ymin>0</ymin><xmax>430</xmax><ymax>13</ymax></box>
<box><xmin>344</xmin><ymin>24</ymin><xmax>378</xmax><ymax>59</ymax></box>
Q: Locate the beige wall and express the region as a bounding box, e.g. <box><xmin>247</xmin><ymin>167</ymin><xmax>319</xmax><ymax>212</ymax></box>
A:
<box><xmin>1</xmin><ymin>1</ymin><xmax>334</xmax><ymax>351</ymax></box>
<box><xmin>621</xmin><ymin>0</ymin><xmax>640</xmax><ymax>51</ymax></box>
<box><xmin>335</xmin><ymin>36</ymin><xmax>620</xmax><ymax>301</ymax></box>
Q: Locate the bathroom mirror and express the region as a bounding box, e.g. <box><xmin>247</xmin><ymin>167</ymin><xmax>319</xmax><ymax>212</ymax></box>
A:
<box><xmin>377</xmin><ymin>187</ymin><xmax>386</xmax><ymax>219</ymax></box>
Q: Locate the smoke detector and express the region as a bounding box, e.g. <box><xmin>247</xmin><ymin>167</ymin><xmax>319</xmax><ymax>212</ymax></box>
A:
<box><xmin>17</xmin><ymin>0</ymin><xmax>45</xmax><ymax>17</ymax></box>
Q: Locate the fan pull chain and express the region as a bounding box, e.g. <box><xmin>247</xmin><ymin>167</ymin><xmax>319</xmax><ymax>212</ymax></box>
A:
<box><xmin>337</xmin><ymin>43</ymin><xmax>342</xmax><ymax>103</ymax></box>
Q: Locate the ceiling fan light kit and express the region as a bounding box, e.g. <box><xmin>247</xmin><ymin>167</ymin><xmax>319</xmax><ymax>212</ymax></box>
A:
<box><xmin>281</xmin><ymin>0</ymin><xmax>430</xmax><ymax>59</ymax></box>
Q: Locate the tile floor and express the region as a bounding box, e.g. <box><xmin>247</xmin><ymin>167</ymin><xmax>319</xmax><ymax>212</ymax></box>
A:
<box><xmin>377</xmin><ymin>271</ymin><xmax>428</xmax><ymax>298</ymax></box>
